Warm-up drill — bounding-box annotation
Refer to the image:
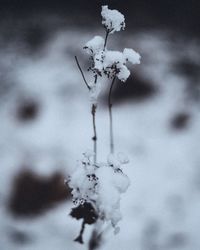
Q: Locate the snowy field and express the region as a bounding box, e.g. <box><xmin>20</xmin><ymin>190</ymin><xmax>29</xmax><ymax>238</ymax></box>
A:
<box><xmin>0</xmin><ymin>28</ymin><xmax>200</xmax><ymax>250</ymax></box>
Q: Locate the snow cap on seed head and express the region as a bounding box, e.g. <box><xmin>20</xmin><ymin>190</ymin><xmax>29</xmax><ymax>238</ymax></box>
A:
<box><xmin>101</xmin><ymin>5</ymin><xmax>125</xmax><ymax>34</ymax></box>
<box><xmin>84</xmin><ymin>36</ymin><xmax>104</xmax><ymax>55</ymax></box>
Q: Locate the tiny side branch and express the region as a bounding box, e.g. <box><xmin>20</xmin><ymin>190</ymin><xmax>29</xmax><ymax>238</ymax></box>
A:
<box><xmin>75</xmin><ymin>56</ymin><xmax>91</xmax><ymax>90</ymax></box>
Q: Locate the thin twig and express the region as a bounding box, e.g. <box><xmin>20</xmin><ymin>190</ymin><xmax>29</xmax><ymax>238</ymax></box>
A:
<box><xmin>91</xmin><ymin>104</ymin><xmax>97</xmax><ymax>164</ymax></box>
<box><xmin>92</xmin><ymin>75</ymin><xmax>98</xmax><ymax>164</ymax></box>
<box><xmin>94</xmin><ymin>74</ymin><xmax>98</xmax><ymax>84</ymax></box>
<box><xmin>103</xmin><ymin>30</ymin><xmax>109</xmax><ymax>50</ymax></box>
<box><xmin>108</xmin><ymin>76</ymin><xmax>116</xmax><ymax>154</ymax></box>
<box><xmin>75</xmin><ymin>56</ymin><xmax>91</xmax><ymax>90</ymax></box>
<box><xmin>75</xmin><ymin>56</ymin><xmax>97</xmax><ymax>161</ymax></box>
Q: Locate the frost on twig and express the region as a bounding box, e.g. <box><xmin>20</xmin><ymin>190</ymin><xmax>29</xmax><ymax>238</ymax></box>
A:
<box><xmin>69</xmin><ymin>5</ymin><xmax>141</xmax><ymax>245</ymax></box>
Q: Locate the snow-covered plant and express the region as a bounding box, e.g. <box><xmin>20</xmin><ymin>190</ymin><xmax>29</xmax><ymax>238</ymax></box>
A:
<box><xmin>67</xmin><ymin>5</ymin><xmax>141</xmax><ymax>246</ymax></box>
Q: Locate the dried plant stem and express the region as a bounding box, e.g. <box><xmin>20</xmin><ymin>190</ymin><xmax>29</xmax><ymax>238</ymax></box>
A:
<box><xmin>92</xmin><ymin>104</ymin><xmax>97</xmax><ymax>164</ymax></box>
<box><xmin>88</xmin><ymin>29</ymin><xmax>112</xmax><ymax>250</ymax></box>
<box><xmin>74</xmin><ymin>56</ymin><xmax>98</xmax><ymax>163</ymax></box>
<box><xmin>75</xmin><ymin>56</ymin><xmax>91</xmax><ymax>90</ymax></box>
<box><xmin>108</xmin><ymin>76</ymin><xmax>116</xmax><ymax>154</ymax></box>
<box><xmin>103</xmin><ymin>30</ymin><xmax>109</xmax><ymax>50</ymax></box>
<box><xmin>103</xmin><ymin>29</ymin><xmax>116</xmax><ymax>154</ymax></box>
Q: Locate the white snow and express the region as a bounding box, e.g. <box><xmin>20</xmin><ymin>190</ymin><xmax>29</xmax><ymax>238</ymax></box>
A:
<box><xmin>117</xmin><ymin>64</ymin><xmax>130</xmax><ymax>82</ymax></box>
<box><xmin>95</xmin><ymin>165</ymin><xmax>130</xmax><ymax>226</ymax></box>
<box><xmin>101</xmin><ymin>5</ymin><xmax>125</xmax><ymax>34</ymax></box>
<box><xmin>84</xmin><ymin>36</ymin><xmax>104</xmax><ymax>55</ymax></box>
<box><xmin>117</xmin><ymin>152</ymin><xmax>129</xmax><ymax>165</ymax></box>
<box><xmin>68</xmin><ymin>151</ymin><xmax>130</xmax><ymax>231</ymax></box>
<box><xmin>123</xmin><ymin>48</ymin><xmax>141</xmax><ymax>64</ymax></box>
<box><xmin>88</xmin><ymin>48</ymin><xmax>140</xmax><ymax>82</ymax></box>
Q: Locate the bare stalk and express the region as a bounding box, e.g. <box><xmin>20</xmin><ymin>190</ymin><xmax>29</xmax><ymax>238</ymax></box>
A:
<box><xmin>91</xmin><ymin>104</ymin><xmax>97</xmax><ymax>164</ymax></box>
<box><xmin>90</xmin><ymin>28</ymin><xmax>109</xmax><ymax>163</ymax></box>
<box><xmin>103</xmin><ymin>30</ymin><xmax>109</xmax><ymax>50</ymax></box>
<box><xmin>75</xmin><ymin>56</ymin><xmax>91</xmax><ymax>90</ymax></box>
<box><xmin>88</xmin><ymin>29</ymin><xmax>111</xmax><ymax>249</ymax></box>
<box><xmin>108</xmin><ymin>76</ymin><xmax>116</xmax><ymax>154</ymax></box>
<box><xmin>75</xmin><ymin>56</ymin><xmax>97</xmax><ymax>163</ymax></box>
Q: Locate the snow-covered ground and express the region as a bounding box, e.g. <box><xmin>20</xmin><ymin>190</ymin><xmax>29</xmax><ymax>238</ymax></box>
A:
<box><xmin>0</xmin><ymin>29</ymin><xmax>200</xmax><ymax>250</ymax></box>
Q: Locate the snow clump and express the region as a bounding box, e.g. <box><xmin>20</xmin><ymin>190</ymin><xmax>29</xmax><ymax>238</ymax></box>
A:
<box><xmin>84</xmin><ymin>47</ymin><xmax>141</xmax><ymax>82</ymax></box>
<box><xmin>83</xmin><ymin>5</ymin><xmax>141</xmax><ymax>99</ymax></box>
<box><xmin>68</xmin><ymin>152</ymin><xmax>130</xmax><ymax>231</ymax></box>
<box><xmin>101</xmin><ymin>5</ymin><xmax>125</xmax><ymax>33</ymax></box>
<box><xmin>84</xmin><ymin>36</ymin><xmax>104</xmax><ymax>55</ymax></box>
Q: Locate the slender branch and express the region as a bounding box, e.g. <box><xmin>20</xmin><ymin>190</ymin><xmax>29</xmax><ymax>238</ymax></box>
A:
<box><xmin>103</xmin><ymin>30</ymin><xmax>109</xmax><ymax>50</ymax></box>
<box><xmin>75</xmin><ymin>56</ymin><xmax>91</xmax><ymax>90</ymax></box>
<box><xmin>94</xmin><ymin>74</ymin><xmax>98</xmax><ymax>84</ymax></box>
<box><xmin>75</xmin><ymin>57</ymin><xmax>98</xmax><ymax>162</ymax></box>
<box><xmin>108</xmin><ymin>76</ymin><xmax>116</xmax><ymax>154</ymax></box>
<box><xmin>89</xmin><ymin>28</ymin><xmax>109</xmax><ymax>165</ymax></box>
<box><xmin>91</xmin><ymin>104</ymin><xmax>97</xmax><ymax>164</ymax></box>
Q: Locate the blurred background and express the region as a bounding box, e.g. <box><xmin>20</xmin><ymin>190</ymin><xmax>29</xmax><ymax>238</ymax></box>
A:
<box><xmin>0</xmin><ymin>1</ymin><xmax>200</xmax><ymax>249</ymax></box>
